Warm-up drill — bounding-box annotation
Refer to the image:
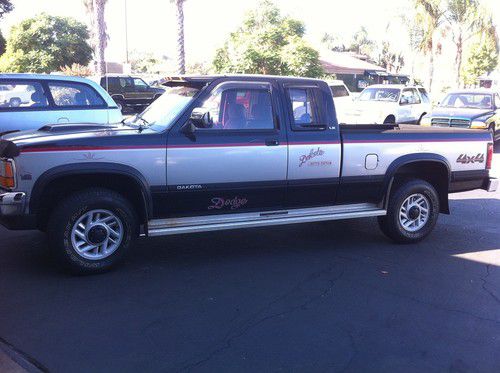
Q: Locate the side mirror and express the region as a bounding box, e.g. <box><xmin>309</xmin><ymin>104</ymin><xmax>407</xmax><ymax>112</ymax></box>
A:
<box><xmin>190</xmin><ymin>107</ymin><xmax>213</xmax><ymax>129</ymax></box>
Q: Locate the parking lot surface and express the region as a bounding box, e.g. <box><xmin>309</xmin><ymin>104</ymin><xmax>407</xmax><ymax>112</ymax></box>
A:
<box><xmin>0</xmin><ymin>154</ymin><xmax>499</xmax><ymax>373</ymax></box>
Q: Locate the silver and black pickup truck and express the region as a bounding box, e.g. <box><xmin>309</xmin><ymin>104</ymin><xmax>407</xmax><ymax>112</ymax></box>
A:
<box><xmin>0</xmin><ymin>75</ymin><xmax>497</xmax><ymax>273</ymax></box>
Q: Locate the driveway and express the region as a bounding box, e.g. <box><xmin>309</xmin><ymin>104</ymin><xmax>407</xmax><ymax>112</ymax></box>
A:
<box><xmin>0</xmin><ymin>155</ymin><xmax>499</xmax><ymax>372</ymax></box>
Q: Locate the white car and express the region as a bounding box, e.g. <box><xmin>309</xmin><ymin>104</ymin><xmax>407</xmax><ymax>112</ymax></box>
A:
<box><xmin>346</xmin><ymin>84</ymin><xmax>431</xmax><ymax>124</ymax></box>
<box><xmin>327</xmin><ymin>80</ymin><xmax>353</xmax><ymax>124</ymax></box>
<box><xmin>0</xmin><ymin>74</ymin><xmax>122</xmax><ymax>133</ymax></box>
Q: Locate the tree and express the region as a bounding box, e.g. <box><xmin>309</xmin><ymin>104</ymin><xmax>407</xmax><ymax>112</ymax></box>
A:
<box><xmin>413</xmin><ymin>0</ymin><xmax>445</xmax><ymax>91</ymax></box>
<box><xmin>0</xmin><ymin>0</ymin><xmax>13</xmax><ymax>19</ymax></box>
<box><xmin>445</xmin><ymin>0</ymin><xmax>487</xmax><ymax>86</ymax></box>
<box><xmin>0</xmin><ymin>30</ymin><xmax>5</xmax><ymax>56</ymax></box>
<box><xmin>348</xmin><ymin>27</ymin><xmax>374</xmax><ymax>56</ymax></box>
<box><xmin>213</xmin><ymin>0</ymin><xmax>324</xmax><ymax>78</ymax></box>
<box><xmin>0</xmin><ymin>14</ymin><xmax>93</xmax><ymax>73</ymax></box>
<box><xmin>83</xmin><ymin>0</ymin><xmax>108</xmax><ymax>75</ymax></box>
<box><xmin>376</xmin><ymin>41</ymin><xmax>405</xmax><ymax>73</ymax></box>
<box><xmin>321</xmin><ymin>33</ymin><xmax>347</xmax><ymax>52</ymax></box>
<box><xmin>462</xmin><ymin>19</ymin><xmax>499</xmax><ymax>86</ymax></box>
<box><xmin>171</xmin><ymin>0</ymin><xmax>186</xmax><ymax>74</ymax></box>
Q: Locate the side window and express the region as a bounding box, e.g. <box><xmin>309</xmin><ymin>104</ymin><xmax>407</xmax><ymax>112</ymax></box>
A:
<box><xmin>133</xmin><ymin>78</ymin><xmax>148</xmax><ymax>88</ymax></box>
<box><xmin>48</xmin><ymin>82</ymin><xmax>106</xmax><ymax>107</ymax></box>
<box><xmin>400</xmin><ymin>90</ymin><xmax>412</xmax><ymax>105</ymax></box>
<box><xmin>330</xmin><ymin>85</ymin><xmax>349</xmax><ymax>98</ymax></box>
<box><xmin>0</xmin><ymin>81</ymin><xmax>48</xmax><ymax>109</ymax></box>
<box><xmin>199</xmin><ymin>87</ymin><xmax>274</xmax><ymax>130</ymax></box>
<box><xmin>119</xmin><ymin>78</ymin><xmax>133</xmax><ymax>89</ymax></box>
<box><xmin>411</xmin><ymin>89</ymin><xmax>421</xmax><ymax>104</ymax></box>
<box><xmin>287</xmin><ymin>88</ymin><xmax>321</xmax><ymax>127</ymax></box>
<box><xmin>495</xmin><ymin>94</ymin><xmax>500</xmax><ymax>108</ymax></box>
<box><xmin>418</xmin><ymin>88</ymin><xmax>430</xmax><ymax>104</ymax></box>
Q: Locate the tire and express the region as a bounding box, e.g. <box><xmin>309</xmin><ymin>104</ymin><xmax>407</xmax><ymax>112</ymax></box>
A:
<box><xmin>9</xmin><ymin>97</ymin><xmax>21</xmax><ymax>107</ymax></box>
<box><xmin>47</xmin><ymin>188</ymin><xmax>137</xmax><ymax>274</ymax></box>
<box><xmin>378</xmin><ymin>179</ymin><xmax>440</xmax><ymax>244</ymax></box>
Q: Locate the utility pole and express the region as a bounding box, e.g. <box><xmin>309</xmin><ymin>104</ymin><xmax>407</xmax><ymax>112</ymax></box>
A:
<box><xmin>124</xmin><ymin>0</ymin><xmax>129</xmax><ymax>64</ymax></box>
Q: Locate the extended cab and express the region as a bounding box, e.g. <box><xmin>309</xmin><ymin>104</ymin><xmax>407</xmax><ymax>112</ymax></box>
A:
<box><xmin>0</xmin><ymin>75</ymin><xmax>497</xmax><ymax>273</ymax></box>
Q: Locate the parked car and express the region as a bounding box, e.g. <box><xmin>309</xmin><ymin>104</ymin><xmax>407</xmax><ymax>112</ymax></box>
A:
<box><xmin>95</xmin><ymin>75</ymin><xmax>165</xmax><ymax>113</ymax></box>
<box><xmin>327</xmin><ymin>80</ymin><xmax>353</xmax><ymax>124</ymax></box>
<box><xmin>0</xmin><ymin>74</ymin><xmax>122</xmax><ymax>134</ymax></box>
<box><xmin>420</xmin><ymin>89</ymin><xmax>500</xmax><ymax>142</ymax></box>
<box><xmin>346</xmin><ymin>84</ymin><xmax>431</xmax><ymax>124</ymax></box>
<box><xmin>0</xmin><ymin>75</ymin><xmax>496</xmax><ymax>274</ymax></box>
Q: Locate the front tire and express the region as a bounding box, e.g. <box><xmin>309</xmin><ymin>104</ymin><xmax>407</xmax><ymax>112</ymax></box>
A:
<box><xmin>378</xmin><ymin>179</ymin><xmax>439</xmax><ymax>243</ymax></box>
<box><xmin>47</xmin><ymin>188</ymin><xmax>137</xmax><ymax>274</ymax></box>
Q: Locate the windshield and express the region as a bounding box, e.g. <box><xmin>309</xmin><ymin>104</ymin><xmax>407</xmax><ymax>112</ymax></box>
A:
<box><xmin>440</xmin><ymin>93</ymin><xmax>493</xmax><ymax>109</ymax></box>
<box><xmin>127</xmin><ymin>85</ymin><xmax>200</xmax><ymax>131</ymax></box>
<box><xmin>358</xmin><ymin>87</ymin><xmax>400</xmax><ymax>102</ymax></box>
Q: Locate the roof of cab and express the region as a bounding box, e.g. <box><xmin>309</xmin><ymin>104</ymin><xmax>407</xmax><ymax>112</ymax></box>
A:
<box><xmin>446</xmin><ymin>88</ymin><xmax>497</xmax><ymax>95</ymax></box>
<box><xmin>365</xmin><ymin>84</ymin><xmax>424</xmax><ymax>90</ymax></box>
<box><xmin>160</xmin><ymin>74</ymin><xmax>325</xmax><ymax>86</ymax></box>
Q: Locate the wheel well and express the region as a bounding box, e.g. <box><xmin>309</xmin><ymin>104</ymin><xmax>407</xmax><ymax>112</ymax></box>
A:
<box><xmin>384</xmin><ymin>115</ymin><xmax>396</xmax><ymax>123</ymax></box>
<box><xmin>388</xmin><ymin>161</ymin><xmax>450</xmax><ymax>214</ymax></box>
<box><xmin>34</xmin><ymin>173</ymin><xmax>149</xmax><ymax>231</ymax></box>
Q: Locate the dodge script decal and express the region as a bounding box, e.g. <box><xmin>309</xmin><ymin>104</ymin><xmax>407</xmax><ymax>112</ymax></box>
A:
<box><xmin>456</xmin><ymin>153</ymin><xmax>484</xmax><ymax>164</ymax></box>
<box><xmin>209</xmin><ymin>197</ymin><xmax>248</xmax><ymax>210</ymax></box>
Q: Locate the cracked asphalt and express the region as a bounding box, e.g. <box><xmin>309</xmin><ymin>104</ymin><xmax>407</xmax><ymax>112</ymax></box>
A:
<box><xmin>0</xmin><ymin>154</ymin><xmax>499</xmax><ymax>372</ymax></box>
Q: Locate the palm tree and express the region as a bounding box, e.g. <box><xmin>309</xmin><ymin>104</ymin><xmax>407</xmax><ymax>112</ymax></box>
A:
<box><xmin>445</xmin><ymin>0</ymin><xmax>486</xmax><ymax>86</ymax></box>
<box><xmin>414</xmin><ymin>0</ymin><xmax>445</xmax><ymax>92</ymax></box>
<box><xmin>171</xmin><ymin>0</ymin><xmax>186</xmax><ymax>74</ymax></box>
<box><xmin>83</xmin><ymin>0</ymin><xmax>108</xmax><ymax>75</ymax></box>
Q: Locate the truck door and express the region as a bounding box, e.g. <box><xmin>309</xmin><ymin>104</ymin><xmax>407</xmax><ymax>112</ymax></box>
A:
<box><xmin>283</xmin><ymin>82</ymin><xmax>342</xmax><ymax>208</ymax></box>
<box><xmin>163</xmin><ymin>81</ymin><xmax>288</xmax><ymax>218</ymax></box>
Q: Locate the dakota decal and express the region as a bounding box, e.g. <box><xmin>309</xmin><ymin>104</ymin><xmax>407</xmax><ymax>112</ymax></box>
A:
<box><xmin>299</xmin><ymin>147</ymin><xmax>326</xmax><ymax>167</ymax></box>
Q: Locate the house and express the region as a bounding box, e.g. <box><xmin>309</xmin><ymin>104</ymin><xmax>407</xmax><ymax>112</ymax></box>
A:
<box><xmin>319</xmin><ymin>50</ymin><xmax>409</xmax><ymax>92</ymax></box>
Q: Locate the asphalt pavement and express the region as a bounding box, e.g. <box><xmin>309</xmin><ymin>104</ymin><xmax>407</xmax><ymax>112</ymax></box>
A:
<box><xmin>0</xmin><ymin>153</ymin><xmax>499</xmax><ymax>373</ymax></box>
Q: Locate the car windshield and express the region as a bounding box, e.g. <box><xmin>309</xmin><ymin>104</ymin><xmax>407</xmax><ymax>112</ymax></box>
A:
<box><xmin>440</xmin><ymin>93</ymin><xmax>493</xmax><ymax>109</ymax></box>
<box><xmin>127</xmin><ymin>85</ymin><xmax>200</xmax><ymax>131</ymax></box>
<box><xmin>358</xmin><ymin>87</ymin><xmax>400</xmax><ymax>102</ymax></box>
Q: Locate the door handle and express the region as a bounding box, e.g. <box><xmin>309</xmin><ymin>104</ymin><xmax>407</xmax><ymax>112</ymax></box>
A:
<box><xmin>265</xmin><ymin>139</ymin><xmax>279</xmax><ymax>146</ymax></box>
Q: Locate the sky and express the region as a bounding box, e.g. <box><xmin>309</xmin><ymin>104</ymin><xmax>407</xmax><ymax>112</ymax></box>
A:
<box><xmin>1</xmin><ymin>0</ymin><xmax>499</xmax><ymax>73</ymax></box>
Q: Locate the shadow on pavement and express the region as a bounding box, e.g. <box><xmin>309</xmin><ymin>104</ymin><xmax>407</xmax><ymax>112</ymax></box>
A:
<box><xmin>0</xmin><ymin>197</ymin><xmax>499</xmax><ymax>372</ymax></box>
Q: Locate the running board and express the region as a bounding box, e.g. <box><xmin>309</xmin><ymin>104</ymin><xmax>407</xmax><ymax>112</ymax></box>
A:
<box><xmin>145</xmin><ymin>203</ymin><xmax>386</xmax><ymax>237</ymax></box>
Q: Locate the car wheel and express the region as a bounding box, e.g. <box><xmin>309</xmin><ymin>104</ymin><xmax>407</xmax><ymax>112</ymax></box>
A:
<box><xmin>9</xmin><ymin>97</ymin><xmax>21</xmax><ymax>107</ymax></box>
<box><xmin>47</xmin><ymin>188</ymin><xmax>137</xmax><ymax>274</ymax></box>
<box><xmin>378</xmin><ymin>179</ymin><xmax>439</xmax><ymax>244</ymax></box>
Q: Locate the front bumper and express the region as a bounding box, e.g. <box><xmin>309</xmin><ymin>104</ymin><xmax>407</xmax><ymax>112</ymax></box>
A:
<box><xmin>0</xmin><ymin>192</ymin><xmax>36</xmax><ymax>230</ymax></box>
<box><xmin>486</xmin><ymin>177</ymin><xmax>498</xmax><ymax>192</ymax></box>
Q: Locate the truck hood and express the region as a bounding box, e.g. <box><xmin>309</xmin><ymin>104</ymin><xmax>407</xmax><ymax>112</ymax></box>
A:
<box><xmin>0</xmin><ymin>122</ymin><xmax>158</xmax><ymax>158</ymax></box>
<box><xmin>429</xmin><ymin>107</ymin><xmax>494</xmax><ymax>121</ymax></box>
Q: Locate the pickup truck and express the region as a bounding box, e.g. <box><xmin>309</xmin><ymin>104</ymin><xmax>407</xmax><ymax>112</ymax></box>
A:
<box><xmin>0</xmin><ymin>75</ymin><xmax>497</xmax><ymax>274</ymax></box>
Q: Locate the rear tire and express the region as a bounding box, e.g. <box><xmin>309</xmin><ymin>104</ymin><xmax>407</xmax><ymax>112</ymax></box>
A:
<box><xmin>378</xmin><ymin>179</ymin><xmax>439</xmax><ymax>243</ymax></box>
<box><xmin>47</xmin><ymin>188</ymin><xmax>137</xmax><ymax>274</ymax></box>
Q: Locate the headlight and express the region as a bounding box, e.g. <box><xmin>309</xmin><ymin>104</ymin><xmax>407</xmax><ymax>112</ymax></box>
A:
<box><xmin>471</xmin><ymin>120</ymin><xmax>488</xmax><ymax>129</ymax></box>
<box><xmin>420</xmin><ymin>116</ymin><xmax>432</xmax><ymax>126</ymax></box>
<box><xmin>0</xmin><ymin>159</ymin><xmax>16</xmax><ymax>190</ymax></box>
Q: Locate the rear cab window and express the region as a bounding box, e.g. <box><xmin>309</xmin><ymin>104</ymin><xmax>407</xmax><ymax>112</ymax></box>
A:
<box><xmin>418</xmin><ymin>88</ymin><xmax>430</xmax><ymax>104</ymax></box>
<box><xmin>330</xmin><ymin>84</ymin><xmax>350</xmax><ymax>98</ymax></box>
<box><xmin>0</xmin><ymin>80</ymin><xmax>49</xmax><ymax>110</ymax></box>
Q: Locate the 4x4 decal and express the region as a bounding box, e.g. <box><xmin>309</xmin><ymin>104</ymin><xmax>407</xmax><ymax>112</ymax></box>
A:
<box><xmin>456</xmin><ymin>153</ymin><xmax>484</xmax><ymax>164</ymax></box>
